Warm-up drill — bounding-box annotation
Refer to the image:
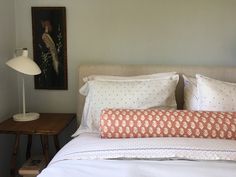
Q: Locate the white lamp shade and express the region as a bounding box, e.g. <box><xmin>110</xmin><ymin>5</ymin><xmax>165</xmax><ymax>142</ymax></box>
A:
<box><xmin>6</xmin><ymin>49</ymin><xmax>41</xmax><ymax>75</ymax></box>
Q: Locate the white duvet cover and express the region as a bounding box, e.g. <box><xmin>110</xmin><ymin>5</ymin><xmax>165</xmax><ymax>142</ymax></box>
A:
<box><xmin>38</xmin><ymin>133</ymin><xmax>236</xmax><ymax>177</ymax></box>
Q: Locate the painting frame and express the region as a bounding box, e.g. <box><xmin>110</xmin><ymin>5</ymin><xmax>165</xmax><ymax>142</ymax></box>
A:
<box><xmin>32</xmin><ymin>7</ymin><xmax>68</xmax><ymax>90</ymax></box>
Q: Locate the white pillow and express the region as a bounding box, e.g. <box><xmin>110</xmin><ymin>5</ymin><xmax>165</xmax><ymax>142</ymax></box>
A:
<box><xmin>196</xmin><ymin>74</ymin><xmax>236</xmax><ymax>111</ymax></box>
<box><xmin>183</xmin><ymin>75</ymin><xmax>198</xmax><ymax>110</ymax></box>
<box><xmin>80</xmin><ymin>72</ymin><xmax>176</xmax><ymax>96</ymax></box>
<box><xmin>74</xmin><ymin>74</ymin><xmax>179</xmax><ymax>136</ymax></box>
<box><xmin>82</xmin><ymin>72</ymin><xmax>177</xmax><ymax>82</ymax></box>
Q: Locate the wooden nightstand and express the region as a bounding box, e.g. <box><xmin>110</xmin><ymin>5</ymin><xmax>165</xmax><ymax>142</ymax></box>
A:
<box><xmin>0</xmin><ymin>113</ymin><xmax>76</xmax><ymax>177</ymax></box>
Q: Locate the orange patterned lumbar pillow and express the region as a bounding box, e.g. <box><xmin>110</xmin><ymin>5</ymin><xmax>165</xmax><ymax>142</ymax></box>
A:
<box><xmin>100</xmin><ymin>109</ymin><xmax>236</xmax><ymax>139</ymax></box>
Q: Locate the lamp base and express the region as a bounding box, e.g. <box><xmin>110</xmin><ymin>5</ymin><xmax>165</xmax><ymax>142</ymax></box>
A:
<box><xmin>13</xmin><ymin>113</ymin><xmax>40</xmax><ymax>122</ymax></box>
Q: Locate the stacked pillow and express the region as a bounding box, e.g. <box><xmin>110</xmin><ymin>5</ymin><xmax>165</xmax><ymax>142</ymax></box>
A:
<box><xmin>73</xmin><ymin>72</ymin><xmax>179</xmax><ymax>136</ymax></box>
<box><xmin>183</xmin><ymin>74</ymin><xmax>236</xmax><ymax>112</ymax></box>
<box><xmin>183</xmin><ymin>75</ymin><xmax>198</xmax><ymax>110</ymax></box>
<box><xmin>73</xmin><ymin>72</ymin><xmax>236</xmax><ymax>137</ymax></box>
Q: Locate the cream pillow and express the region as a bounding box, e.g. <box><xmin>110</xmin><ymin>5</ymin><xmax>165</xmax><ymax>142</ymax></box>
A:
<box><xmin>74</xmin><ymin>74</ymin><xmax>179</xmax><ymax>136</ymax></box>
<box><xmin>80</xmin><ymin>72</ymin><xmax>176</xmax><ymax>96</ymax></box>
<box><xmin>183</xmin><ymin>75</ymin><xmax>198</xmax><ymax>110</ymax></box>
<box><xmin>82</xmin><ymin>72</ymin><xmax>177</xmax><ymax>82</ymax></box>
<box><xmin>196</xmin><ymin>74</ymin><xmax>236</xmax><ymax>111</ymax></box>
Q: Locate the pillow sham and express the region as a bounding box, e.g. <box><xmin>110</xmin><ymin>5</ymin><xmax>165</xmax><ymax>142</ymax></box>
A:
<box><xmin>82</xmin><ymin>72</ymin><xmax>177</xmax><ymax>82</ymax></box>
<box><xmin>80</xmin><ymin>72</ymin><xmax>176</xmax><ymax>96</ymax></box>
<box><xmin>183</xmin><ymin>75</ymin><xmax>198</xmax><ymax>110</ymax></box>
<box><xmin>197</xmin><ymin>74</ymin><xmax>236</xmax><ymax>112</ymax></box>
<box><xmin>100</xmin><ymin>109</ymin><xmax>236</xmax><ymax>139</ymax></box>
<box><xmin>74</xmin><ymin>75</ymin><xmax>179</xmax><ymax>136</ymax></box>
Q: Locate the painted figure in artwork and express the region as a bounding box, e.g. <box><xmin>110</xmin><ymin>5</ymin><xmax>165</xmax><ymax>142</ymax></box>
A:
<box><xmin>41</xmin><ymin>20</ymin><xmax>59</xmax><ymax>75</ymax></box>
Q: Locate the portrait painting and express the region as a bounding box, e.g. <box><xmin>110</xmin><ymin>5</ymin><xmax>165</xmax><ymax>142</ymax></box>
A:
<box><xmin>32</xmin><ymin>7</ymin><xmax>67</xmax><ymax>90</ymax></box>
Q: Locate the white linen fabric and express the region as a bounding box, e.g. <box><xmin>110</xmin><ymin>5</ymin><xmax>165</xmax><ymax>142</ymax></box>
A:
<box><xmin>196</xmin><ymin>74</ymin><xmax>236</xmax><ymax>112</ymax></box>
<box><xmin>183</xmin><ymin>75</ymin><xmax>198</xmax><ymax>110</ymax></box>
<box><xmin>74</xmin><ymin>75</ymin><xmax>179</xmax><ymax>136</ymax></box>
<box><xmin>38</xmin><ymin>133</ymin><xmax>236</xmax><ymax>177</ymax></box>
<box><xmin>38</xmin><ymin>159</ymin><xmax>236</xmax><ymax>177</ymax></box>
<box><xmin>52</xmin><ymin>133</ymin><xmax>236</xmax><ymax>161</ymax></box>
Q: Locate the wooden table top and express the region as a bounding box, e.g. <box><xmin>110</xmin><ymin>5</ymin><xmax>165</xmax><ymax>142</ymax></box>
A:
<box><xmin>0</xmin><ymin>113</ymin><xmax>76</xmax><ymax>135</ymax></box>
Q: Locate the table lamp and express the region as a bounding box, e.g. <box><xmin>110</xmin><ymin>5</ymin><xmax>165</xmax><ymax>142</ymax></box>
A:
<box><xmin>6</xmin><ymin>48</ymin><xmax>42</xmax><ymax>121</ymax></box>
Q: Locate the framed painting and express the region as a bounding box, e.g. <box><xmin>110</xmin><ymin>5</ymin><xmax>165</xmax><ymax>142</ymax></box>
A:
<box><xmin>32</xmin><ymin>7</ymin><xmax>67</xmax><ymax>90</ymax></box>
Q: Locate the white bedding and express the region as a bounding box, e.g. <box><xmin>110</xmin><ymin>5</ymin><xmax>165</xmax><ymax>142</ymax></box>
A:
<box><xmin>38</xmin><ymin>133</ymin><xmax>236</xmax><ymax>177</ymax></box>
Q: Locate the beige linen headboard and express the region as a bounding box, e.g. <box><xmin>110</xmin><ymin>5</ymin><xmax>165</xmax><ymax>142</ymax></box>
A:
<box><xmin>77</xmin><ymin>65</ymin><xmax>236</xmax><ymax>124</ymax></box>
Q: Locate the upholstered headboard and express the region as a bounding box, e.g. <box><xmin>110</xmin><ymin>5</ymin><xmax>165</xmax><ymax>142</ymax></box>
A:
<box><xmin>77</xmin><ymin>65</ymin><xmax>236</xmax><ymax>124</ymax></box>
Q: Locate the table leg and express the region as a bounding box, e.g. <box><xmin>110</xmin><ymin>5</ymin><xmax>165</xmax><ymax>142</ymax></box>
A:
<box><xmin>40</xmin><ymin>135</ymin><xmax>50</xmax><ymax>164</ymax></box>
<box><xmin>26</xmin><ymin>135</ymin><xmax>32</xmax><ymax>159</ymax></box>
<box><xmin>53</xmin><ymin>135</ymin><xmax>60</xmax><ymax>152</ymax></box>
<box><xmin>10</xmin><ymin>134</ymin><xmax>20</xmax><ymax>177</ymax></box>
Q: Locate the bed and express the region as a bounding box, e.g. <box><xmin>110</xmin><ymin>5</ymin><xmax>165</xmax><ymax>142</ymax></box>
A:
<box><xmin>38</xmin><ymin>65</ymin><xmax>236</xmax><ymax>177</ymax></box>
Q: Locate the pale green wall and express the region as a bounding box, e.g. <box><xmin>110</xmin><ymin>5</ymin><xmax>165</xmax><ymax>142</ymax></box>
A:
<box><xmin>0</xmin><ymin>0</ymin><xmax>18</xmax><ymax>177</ymax></box>
<box><xmin>14</xmin><ymin>0</ymin><xmax>236</xmax><ymax>114</ymax></box>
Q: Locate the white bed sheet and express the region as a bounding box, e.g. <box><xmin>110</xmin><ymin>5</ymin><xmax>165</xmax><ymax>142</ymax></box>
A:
<box><xmin>39</xmin><ymin>159</ymin><xmax>236</xmax><ymax>177</ymax></box>
<box><xmin>38</xmin><ymin>133</ymin><xmax>236</xmax><ymax>177</ymax></box>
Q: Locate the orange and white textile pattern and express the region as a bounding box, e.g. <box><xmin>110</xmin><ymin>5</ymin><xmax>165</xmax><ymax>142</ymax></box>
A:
<box><xmin>100</xmin><ymin>109</ymin><xmax>236</xmax><ymax>139</ymax></box>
